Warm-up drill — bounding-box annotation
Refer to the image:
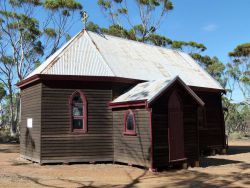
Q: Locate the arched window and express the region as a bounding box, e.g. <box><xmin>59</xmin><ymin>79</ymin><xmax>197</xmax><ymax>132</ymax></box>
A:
<box><xmin>70</xmin><ymin>91</ymin><xmax>87</xmax><ymax>133</ymax></box>
<box><xmin>124</xmin><ymin>110</ymin><xmax>136</xmax><ymax>135</ymax></box>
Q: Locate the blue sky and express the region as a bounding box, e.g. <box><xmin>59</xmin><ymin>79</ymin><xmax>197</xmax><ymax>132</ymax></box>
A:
<box><xmin>74</xmin><ymin>0</ymin><xmax>250</xmax><ymax>102</ymax></box>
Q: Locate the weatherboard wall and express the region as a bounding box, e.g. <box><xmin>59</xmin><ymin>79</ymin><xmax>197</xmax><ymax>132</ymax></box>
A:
<box><xmin>20</xmin><ymin>83</ymin><xmax>42</xmax><ymax>162</ymax></box>
<box><xmin>195</xmin><ymin>91</ymin><xmax>226</xmax><ymax>151</ymax></box>
<box><xmin>151</xmin><ymin>83</ymin><xmax>199</xmax><ymax>169</ymax></box>
<box><xmin>40</xmin><ymin>81</ymin><xmax>113</xmax><ymax>163</ymax></box>
<box><xmin>112</xmin><ymin>108</ymin><xmax>151</xmax><ymax>168</ymax></box>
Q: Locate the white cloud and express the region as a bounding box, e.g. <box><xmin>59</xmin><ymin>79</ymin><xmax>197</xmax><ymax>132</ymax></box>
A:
<box><xmin>202</xmin><ymin>24</ymin><xmax>218</xmax><ymax>32</ymax></box>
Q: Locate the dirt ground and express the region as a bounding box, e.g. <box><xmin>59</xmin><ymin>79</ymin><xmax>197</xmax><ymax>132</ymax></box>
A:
<box><xmin>0</xmin><ymin>140</ymin><xmax>249</xmax><ymax>188</ymax></box>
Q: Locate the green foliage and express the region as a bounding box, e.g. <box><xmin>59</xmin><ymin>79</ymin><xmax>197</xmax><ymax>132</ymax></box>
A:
<box><xmin>228</xmin><ymin>43</ymin><xmax>250</xmax><ymax>99</ymax></box>
<box><xmin>0</xmin><ymin>127</ymin><xmax>11</xmax><ymax>143</ymax></box>
<box><xmin>145</xmin><ymin>34</ymin><xmax>172</xmax><ymax>47</ymax></box>
<box><xmin>229</xmin><ymin>132</ymin><xmax>245</xmax><ymax>140</ymax></box>
<box><xmin>9</xmin><ymin>0</ymin><xmax>42</xmax><ymax>6</ymax></box>
<box><xmin>0</xmin><ymin>83</ymin><xmax>6</xmax><ymax>101</ymax></box>
<box><xmin>97</xmin><ymin>0</ymin><xmax>173</xmax><ymax>39</ymax></box>
<box><xmin>224</xmin><ymin>97</ymin><xmax>250</xmax><ymax>137</ymax></box>
<box><xmin>0</xmin><ymin>56</ymin><xmax>14</xmax><ymax>65</ymax></box>
<box><xmin>229</xmin><ymin>43</ymin><xmax>250</xmax><ymax>57</ymax></box>
<box><xmin>44</xmin><ymin>0</ymin><xmax>82</xmax><ymax>10</ymax></box>
<box><xmin>117</xmin><ymin>8</ymin><xmax>128</xmax><ymax>14</ymax></box>
<box><xmin>171</xmin><ymin>41</ymin><xmax>206</xmax><ymax>53</ymax></box>
<box><xmin>191</xmin><ymin>54</ymin><xmax>225</xmax><ymax>85</ymax></box>
<box><xmin>64</xmin><ymin>33</ymin><xmax>71</xmax><ymax>41</ymax></box>
<box><xmin>0</xmin><ymin>10</ymin><xmax>20</xmax><ymax>19</ymax></box>
<box><xmin>101</xmin><ymin>24</ymin><xmax>130</xmax><ymax>39</ymax></box>
<box><xmin>138</xmin><ymin>0</ymin><xmax>173</xmax><ymax>10</ymax></box>
<box><xmin>164</xmin><ymin>0</ymin><xmax>173</xmax><ymax>10</ymax></box>
<box><xmin>0</xmin><ymin>125</ymin><xmax>19</xmax><ymax>142</ymax></box>
<box><xmin>98</xmin><ymin>0</ymin><xmax>111</xmax><ymax>9</ymax></box>
<box><xmin>33</xmin><ymin>41</ymin><xmax>44</xmax><ymax>55</ymax></box>
<box><xmin>93</xmin><ymin>0</ymin><xmax>225</xmax><ymax>87</ymax></box>
<box><xmin>44</xmin><ymin>28</ymin><xmax>57</xmax><ymax>38</ymax></box>
<box><xmin>0</xmin><ymin>0</ymin><xmax>83</xmax><ymax>136</ymax></box>
<box><xmin>86</xmin><ymin>22</ymin><xmax>101</xmax><ymax>33</ymax></box>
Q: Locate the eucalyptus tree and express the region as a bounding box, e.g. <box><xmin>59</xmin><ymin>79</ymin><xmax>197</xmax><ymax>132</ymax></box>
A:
<box><xmin>92</xmin><ymin>1</ymin><xmax>225</xmax><ymax>86</ymax></box>
<box><xmin>0</xmin><ymin>0</ymin><xmax>82</xmax><ymax>136</ymax></box>
<box><xmin>228</xmin><ymin>43</ymin><xmax>250</xmax><ymax>100</ymax></box>
<box><xmin>0</xmin><ymin>83</ymin><xmax>6</xmax><ymax>127</ymax></box>
<box><xmin>97</xmin><ymin>0</ymin><xmax>173</xmax><ymax>41</ymax></box>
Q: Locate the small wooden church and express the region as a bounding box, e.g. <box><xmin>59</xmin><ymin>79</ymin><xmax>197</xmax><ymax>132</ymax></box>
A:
<box><xmin>17</xmin><ymin>30</ymin><xmax>226</xmax><ymax>170</ymax></box>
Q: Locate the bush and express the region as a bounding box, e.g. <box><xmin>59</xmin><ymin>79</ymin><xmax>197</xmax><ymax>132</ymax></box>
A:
<box><xmin>0</xmin><ymin>126</ymin><xmax>11</xmax><ymax>143</ymax></box>
<box><xmin>229</xmin><ymin>131</ymin><xmax>250</xmax><ymax>140</ymax></box>
<box><xmin>0</xmin><ymin>125</ymin><xmax>19</xmax><ymax>143</ymax></box>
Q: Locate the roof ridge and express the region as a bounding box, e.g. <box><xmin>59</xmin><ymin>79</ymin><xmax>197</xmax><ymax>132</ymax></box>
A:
<box><xmin>87</xmin><ymin>30</ymin><xmax>181</xmax><ymax>53</ymax></box>
<box><xmin>85</xmin><ymin>31</ymin><xmax>116</xmax><ymax>77</ymax></box>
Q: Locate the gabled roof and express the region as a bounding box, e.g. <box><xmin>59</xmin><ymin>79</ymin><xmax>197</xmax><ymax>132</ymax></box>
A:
<box><xmin>27</xmin><ymin>30</ymin><xmax>224</xmax><ymax>90</ymax></box>
<box><xmin>110</xmin><ymin>76</ymin><xmax>205</xmax><ymax>107</ymax></box>
<box><xmin>28</xmin><ymin>31</ymin><xmax>115</xmax><ymax>78</ymax></box>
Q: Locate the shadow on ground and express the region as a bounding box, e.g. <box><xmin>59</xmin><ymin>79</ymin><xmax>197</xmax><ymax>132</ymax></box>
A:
<box><xmin>227</xmin><ymin>145</ymin><xmax>250</xmax><ymax>155</ymax></box>
<box><xmin>8</xmin><ymin>164</ymin><xmax>249</xmax><ymax>188</ymax></box>
<box><xmin>0</xmin><ymin>142</ymin><xmax>249</xmax><ymax>188</ymax></box>
<box><xmin>200</xmin><ymin>157</ymin><xmax>241</xmax><ymax>167</ymax></box>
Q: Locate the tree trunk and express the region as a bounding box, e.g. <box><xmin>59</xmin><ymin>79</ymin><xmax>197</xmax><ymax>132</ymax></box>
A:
<box><xmin>15</xmin><ymin>94</ymin><xmax>20</xmax><ymax>135</ymax></box>
<box><xmin>8</xmin><ymin>80</ymin><xmax>16</xmax><ymax>137</ymax></box>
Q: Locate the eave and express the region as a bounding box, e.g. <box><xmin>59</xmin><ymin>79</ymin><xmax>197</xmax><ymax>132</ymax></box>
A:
<box><xmin>17</xmin><ymin>74</ymin><xmax>144</xmax><ymax>89</ymax></box>
<box><xmin>109</xmin><ymin>100</ymin><xmax>147</xmax><ymax>109</ymax></box>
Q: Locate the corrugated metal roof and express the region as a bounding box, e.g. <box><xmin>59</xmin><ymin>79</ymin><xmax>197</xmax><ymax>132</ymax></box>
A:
<box><xmin>111</xmin><ymin>76</ymin><xmax>205</xmax><ymax>106</ymax></box>
<box><xmin>27</xmin><ymin>30</ymin><xmax>224</xmax><ymax>90</ymax></box>
<box><xmin>28</xmin><ymin>30</ymin><xmax>115</xmax><ymax>78</ymax></box>
<box><xmin>112</xmin><ymin>79</ymin><xmax>172</xmax><ymax>103</ymax></box>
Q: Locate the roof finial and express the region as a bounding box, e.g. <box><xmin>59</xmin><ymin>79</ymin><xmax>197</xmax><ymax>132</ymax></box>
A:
<box><xmin>80</xmin><ymin>10</ymin><xmax>89</xmax><ymax>30</ymax></box>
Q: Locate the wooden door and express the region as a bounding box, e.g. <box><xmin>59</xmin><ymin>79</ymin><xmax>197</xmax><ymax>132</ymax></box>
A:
<box><xmin>168</xmin><ymin>90</ymin><xmax>185</xmax><ymax>162</ymax></box>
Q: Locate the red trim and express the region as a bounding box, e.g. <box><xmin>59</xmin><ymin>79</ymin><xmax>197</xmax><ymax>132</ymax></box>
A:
<box><xmin>69</xmin><ymin>90</ymin><xmax>88</xmax><ymax>133</ymax></box>
<box><xmin>17</xmin><ymin>74</ymin><xmax>143</xmax><ymax>88</ymax></box>
<box><xmin>148</xmin><ymin>77</ymin><xmax>205</xmax><ymax>107</ymax></box>
<box><xmin>123</xmin><ymin>110</ymin><xmax>137</xmax><ymax>136</ymax></box>
<box><xmin>168</xmin><ymin>90</ymin><xmax>185</xmax><ymax>162</ymax></box>
<box><xmin>147</xmin><ymin>107</ymin><xmax>154</xmax><ymax>170</ymax></box>
<box><xmin>109</xmin><ymin>100</ymin><xmax>146</xmax><ymax>109</ymax></box>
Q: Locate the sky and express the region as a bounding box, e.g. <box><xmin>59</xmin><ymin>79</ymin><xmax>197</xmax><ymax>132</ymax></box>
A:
<box><xmin>72</xmin><ymin>0</ymin><xmax>250</xmax><ymax>102</ymax></box>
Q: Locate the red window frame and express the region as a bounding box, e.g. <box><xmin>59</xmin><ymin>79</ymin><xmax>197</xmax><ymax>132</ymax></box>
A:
<box><xmin>69</xmin><ymin>90</ymin><xmax>87</xmax><ymax>133</ymax></box>
<box><xmin>124</xmin><ymin>110</ymin><xmax>137</xmax><ymax>136</ymax></box>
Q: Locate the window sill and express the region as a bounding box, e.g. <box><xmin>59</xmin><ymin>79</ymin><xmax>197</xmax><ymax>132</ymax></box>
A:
<box><xmin>71</xmin><ymin>129</ymin><xmax>87</xmax><ymax>134</ymax></box>
<box><xmin>123</xmin><ymin>132</ymin><xmax>137</xmax><ymax>136</ymax></box>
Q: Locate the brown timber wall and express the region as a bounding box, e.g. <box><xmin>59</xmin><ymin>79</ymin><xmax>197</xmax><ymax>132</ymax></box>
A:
<box><xmin>152</xmin><ymin>83</ymin><xmax>199</xmax><ymax>168</ymax></box>
<box><xmin>40</xmin><ymin>82</ymin><xmax>113</xmax><ymax>163</ymax></box>
<box><xmin>113</xmin><ymin>108</ymin><xmax>151</xmax><ymax>168</ymax></box>
<box><xmin>20</xmin><ymin>83</ymin><xmax>42</xmax><ymax>162</ymax></box>
<box><xmin>195</xmin><ymin>91</ymin><xmax>225</xmax><ymax>150</ymax></box>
